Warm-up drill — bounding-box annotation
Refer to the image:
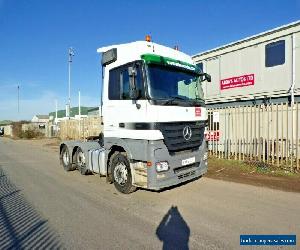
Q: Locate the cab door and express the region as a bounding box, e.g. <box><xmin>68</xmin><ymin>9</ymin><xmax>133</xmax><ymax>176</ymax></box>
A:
<box><xmin>103</xmin><ymin>62</ymin><xmax>148</xmax><ymax>139</ymax></box>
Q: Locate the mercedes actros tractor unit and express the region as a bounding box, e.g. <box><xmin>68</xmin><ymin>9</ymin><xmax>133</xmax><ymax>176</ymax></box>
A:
<box><xmin>59</xmin><ymin>38</ymin><xmax>211</xmax><ymax>193</ymax></box>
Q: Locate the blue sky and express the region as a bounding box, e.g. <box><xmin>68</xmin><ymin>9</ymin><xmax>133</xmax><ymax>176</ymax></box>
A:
<box><xmin>0</xmin><ymin>0</ymin><xmax>299</xmax><ymax>120</ymax></box>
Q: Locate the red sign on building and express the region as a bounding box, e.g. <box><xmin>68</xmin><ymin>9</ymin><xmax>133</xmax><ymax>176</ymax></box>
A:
<box><xmin>220</xmin><ymin>74</ymin><xmax>255</xmax><ymax>90</ymax></box>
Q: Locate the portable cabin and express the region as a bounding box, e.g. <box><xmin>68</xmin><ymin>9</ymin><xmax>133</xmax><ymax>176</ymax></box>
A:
<box><xmin>193</xmin><ymin>21</ymin><xmax>300</xmax><ymax>106</ymax></box>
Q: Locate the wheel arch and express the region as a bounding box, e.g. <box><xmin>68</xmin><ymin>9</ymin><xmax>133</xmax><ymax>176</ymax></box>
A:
<box><xmin>105</xmin><ymin>139</ymin><xmax>134</xmax><ymax>163</ymax></box>
<box><xmin>107</xmin><ymin>145</ymin><xmax>126</xmax><ymax>177</ymax></box>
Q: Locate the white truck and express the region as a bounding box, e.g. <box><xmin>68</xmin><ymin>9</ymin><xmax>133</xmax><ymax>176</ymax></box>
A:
<box><xmin>59</xmin><ymin>39</ymin><xmax>211</xmax><ymax>193</ymax></box>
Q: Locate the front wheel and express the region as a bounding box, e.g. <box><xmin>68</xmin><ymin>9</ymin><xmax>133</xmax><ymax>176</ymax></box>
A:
<box><xmin>111</xmin><ymin>153</ymin><xmax>136</xmax><ymax>194</ymax></box>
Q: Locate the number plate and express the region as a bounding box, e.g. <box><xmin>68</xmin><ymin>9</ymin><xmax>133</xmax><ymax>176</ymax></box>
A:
<box><xmin>182</xmin><ymin>157</ymin><xmax>195</xmax><ymax>166</ymax></box>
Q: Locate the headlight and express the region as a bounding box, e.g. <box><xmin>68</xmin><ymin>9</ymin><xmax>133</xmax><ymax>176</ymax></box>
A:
<box><xmin>203</xmin><ymin>152</ymin><xmax>208</xmax><ymax>161</ymax></box>
<box><xmin>155</xmin><ymin>161</ymin><xmax>169</xmax><ymax>172</ymax></box>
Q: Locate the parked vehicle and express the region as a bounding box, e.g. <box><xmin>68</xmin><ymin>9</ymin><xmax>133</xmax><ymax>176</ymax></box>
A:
<box><xmin>60</xmin><ymin>38</ymin><xmax>211</xmax><ymax>193</ymax></box>
<box><xmin>0</xmin><ymin>127</ymin><xmax>4</xmax><ymax>136</ymax></box>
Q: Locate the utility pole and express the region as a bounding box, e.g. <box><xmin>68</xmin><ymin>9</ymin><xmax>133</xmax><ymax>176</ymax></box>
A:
<box><xmin>55</xmin><ymin>99</ymin><xmax>58</xmax><ymax>124</ymax></box>
<box><xmin>17</xmin><ymin>85</ymin><xmax>20</xmax><ymax>114</ymax></box>
<box><xmin>68</xmin><ymin>47</ymin><xmax>75</xmax><ymax>118</ymax></box>
<box><xmin>78</xmin><ymin>90</ymin><xmax>81</xmax><ymax>117</ymax></box>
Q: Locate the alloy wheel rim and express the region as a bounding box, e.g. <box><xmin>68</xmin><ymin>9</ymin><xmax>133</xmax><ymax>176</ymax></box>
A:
<box><xmin>77</xmin><ymin>151</ymin><xmax>86</xmax><ymax>167</ymax></box>
<box><xmin>114</xmin><ymin>163</ymin><xmax>128</xmax><ymax>186</ymax></box>
<box><xmin>63</xmin><ymin>150</ymin><xmax>69</xmax><ymax>165</ymax></box>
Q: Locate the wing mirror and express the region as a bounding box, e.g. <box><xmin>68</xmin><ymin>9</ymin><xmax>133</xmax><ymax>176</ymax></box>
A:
<box><xmin>203</xmin><ymin>73</ymin><xmax>211</xmax><ymax>82</ymax></box>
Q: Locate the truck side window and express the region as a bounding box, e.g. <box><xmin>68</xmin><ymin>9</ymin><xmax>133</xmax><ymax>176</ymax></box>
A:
<box><xmin>135</xmin><ymin>64</ymin><xmax>144</xmax><ymax>99</ymax></box>
<box><xmin>108</xmin><ymin>61</ymin><xmax>145</xmax><ymax>100</ymax></box>
<box><xmin>108</xmin><ymin>68</ymin><xmax>121</xmax><ymax>100</ymax></box>
<box><xmin>121</xmin><ymin>69</ymin><xmax>130</xmax><ymax>100</ymax></box>
<box><xmin>265</xmin><ymin>40</ymin><xmax>285</xmax><ymax>67</ymax></box>
<box><xmin>120</xmin><ymin>63</ymin><xmax>144</xmax><ymax>100</ymax></box>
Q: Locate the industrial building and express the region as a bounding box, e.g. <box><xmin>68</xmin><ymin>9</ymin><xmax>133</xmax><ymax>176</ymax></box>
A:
<box><xmin>193</xmin><ymin>21</ymin><xmax>300</xmax><ymax>106</ymax></box>
<box><xmin>192</xmin><ymin>21</ymin><xmax>300</xmax><ymax>170</ymax></box>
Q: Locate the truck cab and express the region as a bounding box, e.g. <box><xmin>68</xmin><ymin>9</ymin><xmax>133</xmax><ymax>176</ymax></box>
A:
<box><xmin>60</xmin><ymin>40</ymin><xmax>210</xmax><ymax>193</ymax></box>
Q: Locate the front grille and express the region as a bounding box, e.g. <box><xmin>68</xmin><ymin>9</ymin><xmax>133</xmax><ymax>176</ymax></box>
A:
<box><xmin>173</xmin><ymin>163</ymin><xmax>198</xmax><ymax>174</ymax></box>
<box><xmin>178</xmin><ymin>170</ymin><xmax>196</xmax><ymax>180</ymax></box>
<box><xmin>157</xmin><ymin>122</ymin><xmax>205</xmax><ymax>153</ymax></box>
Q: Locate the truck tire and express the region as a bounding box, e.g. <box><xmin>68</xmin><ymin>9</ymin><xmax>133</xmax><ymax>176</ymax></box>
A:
<box><xmin>111</xmin><ymin>153</ymin><xmax>136</xmax><ymax>194</ymax></box>
<box><xmin>75</xmin><ymin>147</ymin><xmax>89</xmax><ymax>175</ymax></box>
<box><xmin>107</xmin><ymin>151</ymin><xmax>119</xmax><ymax>183</ymax></box>
<box><xmin>61</xmin><ymin>145</ymin><xmax>76</xmax><ymax>171</ymax></box>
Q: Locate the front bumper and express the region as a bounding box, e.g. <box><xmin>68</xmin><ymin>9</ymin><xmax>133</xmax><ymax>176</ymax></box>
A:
<box><xmin>146</xmin><ymin>140</ymin><xmax>207</xmax><ymax>190</ymax></box>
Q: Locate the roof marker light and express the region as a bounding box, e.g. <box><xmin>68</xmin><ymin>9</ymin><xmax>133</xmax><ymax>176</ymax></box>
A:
<box><xmin>145</xmin><ymin>35</ymin><xmax>151</xmax><ymax>42</ymax></box>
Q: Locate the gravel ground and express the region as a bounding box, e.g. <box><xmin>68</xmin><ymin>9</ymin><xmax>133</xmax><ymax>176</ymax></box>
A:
<box><xmin>0</xmin><ymin>137</ymin><xmax>299</xmax><ymax>249</ymax></box>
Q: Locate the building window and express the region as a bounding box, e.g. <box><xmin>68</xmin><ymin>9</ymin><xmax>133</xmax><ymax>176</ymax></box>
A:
<box><xmin>265</xmin><ymin>40</ymin><xmax>285</xmax><ymax>67</ymax></box>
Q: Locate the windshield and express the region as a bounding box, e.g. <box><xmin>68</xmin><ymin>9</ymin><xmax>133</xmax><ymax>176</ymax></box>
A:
<box><xmin>146</xmin><ymin>64</ymin><xmax>204</xmax><ymax>105</ymax></box>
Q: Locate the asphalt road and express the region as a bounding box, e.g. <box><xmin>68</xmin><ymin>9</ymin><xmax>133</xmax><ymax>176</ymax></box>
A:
<box><xmin>0</xmin><ymin>137</ymin><xmax>299</xmax><ymax>249</ymax></box>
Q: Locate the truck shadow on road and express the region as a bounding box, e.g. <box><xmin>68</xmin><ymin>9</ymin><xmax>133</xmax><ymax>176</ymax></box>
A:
<box><xmin>0</xmin><ymin>166</ymin><xmax>63</xmax><ymax>249</ymax></box>
<box><xmin>156</xmin><ymin>206</ymin><xmax>190</xmax><ymax>250</ymax></box>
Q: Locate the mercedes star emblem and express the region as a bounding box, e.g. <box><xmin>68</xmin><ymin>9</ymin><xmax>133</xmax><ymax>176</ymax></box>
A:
<box><xmin>183</xmin><ymin>126</ymin><xmax>192</xmax><ymax>141</ymax></box>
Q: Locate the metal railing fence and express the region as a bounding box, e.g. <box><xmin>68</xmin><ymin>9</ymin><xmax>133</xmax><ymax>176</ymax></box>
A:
<box><xmin>206</xmin><ymin>102</ymin><xmax>300</xmax><ymax>171</ymax></box>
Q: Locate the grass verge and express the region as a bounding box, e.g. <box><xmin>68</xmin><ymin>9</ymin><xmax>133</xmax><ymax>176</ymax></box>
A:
<box><xmin>206</xmin><ymin>156</ymin><xmax>300</xmax><ymax>193</ymax></box>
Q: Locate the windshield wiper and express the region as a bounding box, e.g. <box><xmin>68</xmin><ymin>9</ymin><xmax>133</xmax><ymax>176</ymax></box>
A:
<box><xmin>163</xmin><ymin>96</ymin><xmax>187</xmax><ymax>105</ymax></box>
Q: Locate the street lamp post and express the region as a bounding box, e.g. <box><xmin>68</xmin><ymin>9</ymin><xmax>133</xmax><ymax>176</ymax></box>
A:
<box><xmin>17</xmin><ymin>85</ymin><xmax>20</xmax><ymax>114</ymax></box>
<box><xmin>68</xmin><ymin>47</ymin><xmax>75</xmax><ymax>118</ymax></box>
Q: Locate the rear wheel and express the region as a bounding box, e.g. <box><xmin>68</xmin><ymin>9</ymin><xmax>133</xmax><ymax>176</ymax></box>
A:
<box><xmin>111</xmin><ymin>153</ymin><xmax>136</xmax><ymax>194</ymax></box>
<box><xmin>61</xmin><ymin>145</ymin><xmax>76</xmax><ymax>171</ymax></box>
<box><xmin>75</xmin><ymin>147</ymin><xmax>89</xmax><ymax>175</ymax></box>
